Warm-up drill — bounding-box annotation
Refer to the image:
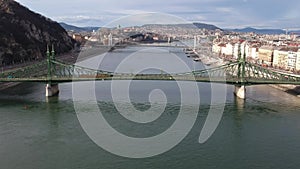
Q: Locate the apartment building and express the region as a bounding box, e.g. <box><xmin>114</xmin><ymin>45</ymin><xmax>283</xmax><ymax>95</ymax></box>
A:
<box><xmin>258</xmin><ymin>45</ymin><xmax>274</xmax><ymax>65</ymax></box>
<box><xmin>273</xmin><ymin>47</ymin><xmax>298</xmax><ymax>70</ymax></box>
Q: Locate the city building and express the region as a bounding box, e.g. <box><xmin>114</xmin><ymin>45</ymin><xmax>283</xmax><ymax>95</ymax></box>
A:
<box><xmin>221</xmin><ymin>43</ymin><xmax>234</xmax><ymax>57</ymax></box>
<box><xmin>273</xmin><ymin>48</ymin><xmax>289</xmax><ymax>69</ymax></box>
<box><xmin>248</xmin><ymin>43</ymin><xmax>260</xmax><ymax>60</ymax></box>
<box><xmin>273</xmin><ymin>47</ymin><xmax>298</xmax><ymax>70</ymax></box>
<box><xmin>212</xmin><ymin>43</ymin><xmax>225</xmax><ymax>54</ymax></box>
<box><xmin>287</xmin><ymin>51</ymin><xmax>297</xmax><ymax>70</ymax></box>
<box><xmin>258</xmin><ymin>45</ymin><xmax>274</xmax><ymax>66</ymax></box>
<box><xmin>296</xmin><ymin>49</ymin><xmax>300</xmax><ymax>71</ymax></box>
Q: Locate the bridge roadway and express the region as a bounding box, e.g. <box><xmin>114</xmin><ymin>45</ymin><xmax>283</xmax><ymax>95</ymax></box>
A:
<box><xmin>2</xmin><ymin>73</ymin><xmax>300</xmax><ymax>85</ymax></box>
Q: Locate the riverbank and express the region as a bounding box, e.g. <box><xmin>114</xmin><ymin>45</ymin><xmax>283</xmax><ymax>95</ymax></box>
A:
<box><xmin>0</xmin><ymin>82</ymin><xmax>21</xmax><ymax>91</ymax></box>
<box><xmin>192</xmin><ymin>49</ymin><xmax>223</xmax><ymax>67</ymax></box>
<box><xmin>269</xmin><ymin>84</ymin><xmax>300</xmax><ymax>97</ymax></box>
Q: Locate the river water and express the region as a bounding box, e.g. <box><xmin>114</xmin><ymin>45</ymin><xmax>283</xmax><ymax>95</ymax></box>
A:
<box><xmin>1</xmin><ymin>46</ymin><xmax>300</xmax><ymax>169</ymax></box>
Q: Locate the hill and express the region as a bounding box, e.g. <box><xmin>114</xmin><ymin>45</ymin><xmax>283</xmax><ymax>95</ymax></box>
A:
<box><xmin>0</xmin><ymin>0</ymin><xmax>75</xmax><ymax>65</ymax></box>
<box><xmin>59</xmin><ymin>22</ymin><xmax>100</xmax><ymax>32</ymax></box>
<box><xmin>227</xmin><ymin>27</ymin><xmax>286</xmax><ymax>35</ymax></box>
<box><xmin>192</xmin><ymin>22</ymin><xmax>221</xmax><ymax>30</ymax></box>
<box><xmin>141</xmin><ymin>22</ymin><xmax>221</xmax><ymax>30</ymax></box>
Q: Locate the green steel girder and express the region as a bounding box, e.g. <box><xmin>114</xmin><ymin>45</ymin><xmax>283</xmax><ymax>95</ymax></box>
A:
<box><xmin>1</xmin><ymin>53</ymin><xmax>300</xmax><ymax>85</ymax></box>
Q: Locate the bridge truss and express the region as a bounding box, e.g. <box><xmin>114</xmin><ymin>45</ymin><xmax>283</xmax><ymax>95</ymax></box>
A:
<box><xmin>1</xmin><ymin>47</ymin><xmax>300</xmax><ymax>85</ymax></box>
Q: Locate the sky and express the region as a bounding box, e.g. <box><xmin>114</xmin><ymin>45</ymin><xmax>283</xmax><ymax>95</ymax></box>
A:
<box><xmin>15</xmin><ymin>0</ymin><xmax>300</xmax><ymax>29</ymax></box>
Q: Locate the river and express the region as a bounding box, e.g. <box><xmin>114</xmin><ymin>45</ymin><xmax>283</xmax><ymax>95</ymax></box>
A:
<box><xmin>1</xmin><ymin>46</ymin><xmax>300</xmax><ymax>169</ymax></box>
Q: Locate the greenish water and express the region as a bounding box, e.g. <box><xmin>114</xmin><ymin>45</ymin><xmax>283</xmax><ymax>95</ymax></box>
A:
<box><xmin>1</xmin><ymin>47</ymin><xmax>300</xmax><ymax>169</ymax></box>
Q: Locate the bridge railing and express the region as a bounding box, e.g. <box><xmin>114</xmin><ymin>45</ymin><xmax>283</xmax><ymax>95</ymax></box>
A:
<box><xmin>243</xmin><ymin>62</ymin><xmax>300</xmax><ymax>84</ymax></box>
<box><xmin>2</xmin><ymin>51</ymin><xmax>300</xmax><ymax>85</ymax></box>
<box><xmin>51</xmin><ymin>60</ymin><xmax>114</xmax><ymax>78</ymax></box>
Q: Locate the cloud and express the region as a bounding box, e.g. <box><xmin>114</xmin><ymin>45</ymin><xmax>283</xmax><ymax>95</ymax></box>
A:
<box><xmin>215</xmin><ymin>7</ymin><xmax>234</xmax><ymax>13</ymax></box>
<box><xmin>104</xmin><ymin>13</ymin><xmax>188</xmax><ymax>27</ymax></box>
<box><xmin>53</xmin><ymin>15</ymin><xmax>106</xmax><ymax>27</ymax></box>
<box><xmin>15</xmin><ymin>0</ymin><xmax>300</xmax><ymax>28</ymax></box>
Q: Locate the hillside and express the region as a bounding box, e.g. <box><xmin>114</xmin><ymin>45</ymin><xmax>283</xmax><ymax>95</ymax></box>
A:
<box><xmin>59</xmin><ymin>22</ymin><xmax>100</xmax><ymax>32</ymax></box>
<box><xmin>227</xmin><ymin>27</ymin><xmax>286</xmax><ymax>35</ymax></box>
<box><xmin>193</xmin><ymin>22</ymin><xmax>221</xmax><ymax>30</ymax></box>
<box><xmin>0</xmin><ymin>0</ymin><xmax>75</xmax><ymax>65</ymax></box>
<box><xmin>141</xmin><ymin>22</ymin><xmax>221</xmax><ymax>30</ymax></box>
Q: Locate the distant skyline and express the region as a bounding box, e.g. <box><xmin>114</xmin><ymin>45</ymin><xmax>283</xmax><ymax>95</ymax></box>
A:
<box><xmin>15</xmin><ymin>0</ymin><xmax>300</xmax><ymax>29</ymax></box>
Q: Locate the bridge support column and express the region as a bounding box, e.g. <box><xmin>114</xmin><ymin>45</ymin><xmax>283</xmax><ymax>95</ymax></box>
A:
<box><xmin>46</xmin><ymin>83</ymin><xmax>59</xmax><ymax>97</ymax></box>
<box><xmin>234</xmin><ymin>85</ymin><xmax>246</xmax><ymax>99</ymax></box>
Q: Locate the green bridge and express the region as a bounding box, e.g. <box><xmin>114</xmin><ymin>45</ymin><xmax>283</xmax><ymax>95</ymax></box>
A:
<box><xmin>1</xmin><ymin>46</ymin><xmax>300</xmax><ymax>99</ymax></box>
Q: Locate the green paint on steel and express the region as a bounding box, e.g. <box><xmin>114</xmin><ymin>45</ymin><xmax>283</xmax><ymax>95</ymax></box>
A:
<box><xmin>47</xmin><ymin>45</ymin><xmax>52</xmax><ymax>84</ymax></box>
<box><xmin>2</xmin><ymin>45</ymin><xmax>300</xmax><ymax>85</ymax></box>
<box><xmin>241</xmin><ymin>44</ymin><xmax>246</xmax><ymax>84</ymax></box>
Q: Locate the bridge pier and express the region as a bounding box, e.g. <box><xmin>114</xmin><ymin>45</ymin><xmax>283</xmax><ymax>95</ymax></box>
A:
<box><xmin>234</xmin><ymin>85</ymin><xmax>246</xmax><ymax>99</ymax></box>
<box><xmin>46</xmin><ymin>83</ymin><xmax>59</xmax><ymax>97</ymax></box>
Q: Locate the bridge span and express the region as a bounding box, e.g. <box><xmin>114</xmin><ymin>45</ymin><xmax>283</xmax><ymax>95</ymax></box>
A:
<box><xmin>1</xmin><ymin>46</ymin><xmax>300</xmax><ymax>99</ymax></box>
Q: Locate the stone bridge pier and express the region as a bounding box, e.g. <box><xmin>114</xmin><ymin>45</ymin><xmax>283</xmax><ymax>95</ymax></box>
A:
<box><xmin>46</xmin><ymin>83</ymin><xmax>59</xmax><ymax>97</ymax></box>
<box><xmin>234</xmin><ymin>85</ymin><xmax>246</xmax><ymax>99</ymax></box>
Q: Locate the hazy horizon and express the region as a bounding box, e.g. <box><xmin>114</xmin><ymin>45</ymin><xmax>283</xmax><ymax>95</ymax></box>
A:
<box><xmin>14</xmin><ymin>0</ymin><xmax>300</xmax><ymax>29</ymax></box>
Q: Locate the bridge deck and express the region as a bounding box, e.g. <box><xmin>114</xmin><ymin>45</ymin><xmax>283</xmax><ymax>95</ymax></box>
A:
<box><xmin>2</xmin><ymin>74</ymin><xmax>300</xmax><ymax>85</ymax></box>
<box><xmin>1</xmin><ymin>48</ymin><xmax>300</xmax><ymax>86</ymax></box>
